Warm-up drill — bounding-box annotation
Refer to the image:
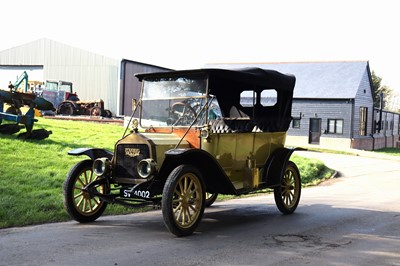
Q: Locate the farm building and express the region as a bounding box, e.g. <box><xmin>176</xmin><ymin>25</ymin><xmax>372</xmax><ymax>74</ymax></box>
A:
<box><xmin>0</xmin><ymin>38</ymin><xmax>168</xmax><ymax>116</ymax></box>
<box><xmin>208</xmin><ymin>61</ymin><xmax>400</xmax><ymax>150</ymax></box>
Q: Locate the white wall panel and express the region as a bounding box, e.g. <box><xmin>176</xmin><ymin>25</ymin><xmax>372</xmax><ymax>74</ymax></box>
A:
<box><xmin>0</xmin><ymin>38</ymin><xmax>120</xmax><ymax>114</ymax></box>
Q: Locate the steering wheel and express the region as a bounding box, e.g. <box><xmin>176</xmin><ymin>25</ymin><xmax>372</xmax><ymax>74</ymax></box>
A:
<box><xmin>168</xmin><ymin>101</ymin><xmax>197</xmax><ymax>126</ymax></box>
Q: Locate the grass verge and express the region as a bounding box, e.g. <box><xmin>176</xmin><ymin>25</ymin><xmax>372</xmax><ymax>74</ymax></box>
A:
<box><xmin>374</xmin><ymin>147</ymin><xmax>400</xmax><ymax>156</ymax></box>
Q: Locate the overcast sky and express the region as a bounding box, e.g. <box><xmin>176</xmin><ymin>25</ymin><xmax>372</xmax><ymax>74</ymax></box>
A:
<box><xmin>1</xmin><ymin>0</ymin><xmax>399</xmax><ymax>93</ymax></box>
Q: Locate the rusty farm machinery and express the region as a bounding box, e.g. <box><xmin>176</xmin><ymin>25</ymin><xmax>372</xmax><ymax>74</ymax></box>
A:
<box><xmin>0</xmin><ymin>71</ymin><xmax>54</xmax><ymax>140</ymax></box>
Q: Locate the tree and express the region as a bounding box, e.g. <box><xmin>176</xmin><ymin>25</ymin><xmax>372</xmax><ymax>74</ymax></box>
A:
<box><xmin>371</xmin><ymin>70</ymin><xmax>393</xmax><ymax>108</ymax></box>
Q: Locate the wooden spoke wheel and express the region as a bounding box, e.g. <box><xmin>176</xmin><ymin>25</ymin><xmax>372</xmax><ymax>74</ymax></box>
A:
<box><xmin>273</xmin><ymin>161</ymin><xmax>301</xmax><ymax>214</ymax></box>
<box><xmin>162</xmin><ymin>165</ymin><xmax>205</xmax><ymax>237</ymax></box>
<box><xmin>205</xmin><ymin>192</ymin><xmax>218</xmax><ymax>207</ymax></box>
<box><xmin>63</xmin><ymin>160</ymin><xmax>108</xmax><ymax>222</ymax></box>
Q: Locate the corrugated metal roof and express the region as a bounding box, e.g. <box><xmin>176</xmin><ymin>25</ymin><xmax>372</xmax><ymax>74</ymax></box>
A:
<box><xmin>206</xmin><ymin>61</ymin><xmax>370</xmax><ymax>99</ymax></box>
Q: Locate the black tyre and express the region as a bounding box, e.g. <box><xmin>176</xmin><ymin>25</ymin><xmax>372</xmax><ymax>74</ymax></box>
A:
<box><xmin>273</xmin><ymin>161</ymin><xmax>301</xmax><ymax>214</ymax></box>
<box><xmin>104</xmin><ymin>110</ymin><xmax>112</xmax><ymax>118</ymax></box>
<box><xmin>57</xmin><ymin>102</ymin><xmax>75</xmax><ymax>115</ymax></box>
<box><xmin>205</xmin><ymin>193</ymin><xmax>218</xmax><ymax>207</ymax></box>
<box><xmin>6</xmin><ymin>106</ymin><xmax>22</xmax><ymax>115</ymax></box>
<box><xmin>162</xmin><ymin>165</ymin><xmax>206</xmax><ymax>237</ymax></box>
<box><xmin>90</xmin><ymin>107</ymin><xmax>103</xmax><ymax>116</ymax></box>
<box><xmin>63</xmin><ymin>160</ymin><xmax>108</xmax><ymax>223</ymax></box>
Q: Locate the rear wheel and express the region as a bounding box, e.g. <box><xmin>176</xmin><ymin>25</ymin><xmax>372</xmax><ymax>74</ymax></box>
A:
<box><xmin>273</xmin><ymin>161</ymin><xmax>301</xmax><ymax>214</ymax></box>
<box><xmin>205</xmin><ymin>193</ymin><xmax>218</xmax><ymax>207</ymax></box>
<box><xmin>63</xmin><ymin>160</ymin><xmax>108</xmax><ymax>223</ymax></box>
<box><xmin>162</xmin><ymin>165</ymin><xmax>205</xmax><ymax>237</ymax></box>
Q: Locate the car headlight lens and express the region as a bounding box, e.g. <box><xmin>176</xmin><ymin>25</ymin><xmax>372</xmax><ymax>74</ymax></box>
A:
<box><xmin>93</xmin><ymin>157</ymin><xmax>110</xmax><ymax>176</ymax></box>
<box><xmin>137</xmin><ymin>159</ymin><xmax>157</xmax><ymax>178</ymax></box>
<box><xmin>201</xmin><ymin>128</ymin><xmax>209</xmax><ymax>139</ymax></box>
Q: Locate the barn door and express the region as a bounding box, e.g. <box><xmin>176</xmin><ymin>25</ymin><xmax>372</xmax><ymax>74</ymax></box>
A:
<box><xmin>309</xmin><ymin>118</ymin><xmax>321</xmax><ymax>144</ymax></box>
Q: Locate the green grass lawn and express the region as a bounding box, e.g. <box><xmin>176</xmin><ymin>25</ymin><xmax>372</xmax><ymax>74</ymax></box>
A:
<box><xmin>374</xmin><ymin>147</ymin><xmax>400</xmax><ymax>156</ymax></box>
<box><xmin>0</xmin><ymin>117</ymin><xmax>334</xmax><ymax>228</ymax></box>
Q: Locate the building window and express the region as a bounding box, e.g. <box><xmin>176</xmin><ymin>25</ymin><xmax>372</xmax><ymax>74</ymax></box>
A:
<box><xmin>292</xmin><ymin>118</ymin><xmax>300</xmax><ymax>128</ymax></box>
<box><xmin>359</xmin><ymin>107</ymin><xmax>368</xmax><ymax>136</ymax></box>
<box><xmin>327</xmin><ymin>119</ymin><xmax>343</xmax><ymax>134</ymax></box>
<box><xmin>398</xmin><ymin>118</ymin><xmax>400</xmax><ymax>135</ymax></box>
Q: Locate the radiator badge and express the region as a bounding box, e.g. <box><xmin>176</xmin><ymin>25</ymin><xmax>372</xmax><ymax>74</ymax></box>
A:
<box><xmin>125</xmin><ymin>148</ymin><xmax>140</xmax><ymax>157</ymax></box>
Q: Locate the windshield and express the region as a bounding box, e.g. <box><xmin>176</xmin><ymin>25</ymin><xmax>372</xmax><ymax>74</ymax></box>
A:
<box><xmin>45</xmin><ymin>82</ymin><xmax>58</xmax><ymax>91</ymax></box>
<box><xmin>59</xmin><ymin>83</ymin><xmax>72</xmax><ymax>92</ymax></box>
<box><xmin>140</xmin><ymin>75</ymin><xmax>208</xmax><ymax>127</ymax></box>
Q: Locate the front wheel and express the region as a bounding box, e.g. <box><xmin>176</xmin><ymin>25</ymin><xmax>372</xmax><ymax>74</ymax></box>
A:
<box><xmin>162</xmin><ymin>165</ymin><xmax>206</xmax><ymax>237</ymax></box>
<box><xmin>57</xmin><ymin>102</ymin><xmax>75</xmax><ymax>115</ymax></box>
<box><xmin>63</xmin><ymin>160</ymin><xmax>108</xmax><ymax>223</ymax></box>
<box><xmin>90</xmin><ymin>106</ymin><xmax>103</xmax><ymax>116</ymax></box>
<box><xmin>273</xmin><ymin>161</ymin><xmax>301</xmax><ymax>214</ymax></box>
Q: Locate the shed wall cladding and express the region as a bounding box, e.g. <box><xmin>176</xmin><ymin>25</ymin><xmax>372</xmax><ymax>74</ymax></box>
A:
<box><xmin>0</xmin><ymin>40</ymin><xmax>45</xmax><ymax>65</ymax></box>
<box><xmin>353</xmin><ymin>68</ymin><xmax>374</xmax><ymax>138</ymax></box>
<box><xmin>288</xmin><ymin>99</ymin><xmax>353</xmax><ymax>138</ymax></box>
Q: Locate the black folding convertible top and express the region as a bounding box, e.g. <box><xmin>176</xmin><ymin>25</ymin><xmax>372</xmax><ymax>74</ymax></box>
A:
<box><xmin>136</xmin><ymin>68</ymin><xmax>296</xmax><ymax>132</ymax></box>
<box><xmin>136</xmin><ymin>67</ymin><xmax>295</xmax><ymax>89</ymax></box>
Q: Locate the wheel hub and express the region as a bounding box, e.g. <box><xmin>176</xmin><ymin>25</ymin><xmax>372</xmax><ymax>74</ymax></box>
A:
<box><xmin>82</xmin><ymin>190</ymin><xmax>91</xmax><ymax>199</ymax></box>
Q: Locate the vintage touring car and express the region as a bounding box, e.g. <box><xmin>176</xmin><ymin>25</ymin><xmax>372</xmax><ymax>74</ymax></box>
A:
<box><xmin>63</xmin><ymin>67</ymin><xmax>303</xmax><ymax>236</ymax></box>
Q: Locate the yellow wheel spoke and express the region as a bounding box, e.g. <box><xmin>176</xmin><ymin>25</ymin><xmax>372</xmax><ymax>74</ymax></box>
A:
<box><xmin>83</xmin><ymin>199</ymin><xmax>87</xmax><ymax>212</ymax></box>
<box><xmin>88</xmin><ymin>199</ymin><xmax>94</xmax><ymax>211</ymax></box>
<box><xmin>188</xmin><ymin>179</ymin><xmax>194</xmax><ymax>191</ymax></box>
<box><xmin>178</xmin><ymin>181</ymin><xmax>184</xmax><ymax>194</ymax></box>
<box><xmin>89</xmin><ymin>171</ymin><xmax>94</xmax><ymax>183</ymax></box>
<box><xmin>189</xmin><ymin>204</ymin><xmax>198</xmax><ymax>213</ymax></box>
<box><xmin>173</xmin><ymin>203</ymin><xmax>182</xmax><ymax>213</ymax></box>
<box><xmin>181</xmin><ymin>207</ymin><xmax>187</xmax><ymax>224</ymax></box>
<box><xmin>74</xmin><ymin>191</ymin><xmax>83</xmax><ymax>199</ymax></box>
<box><xmin>185</xmin><ymin>209</ymin><xmax>192</xmax><ymax>224</ymax></box>
<box><xmin>83</xmin><ymin>171</ymin><xmax>89</xmax><ymax>186</ymax></box>
<box><xmin>77</xmin><ymin>178</ymin><xmax>85</xmax><ymax>187</ymax></box>
<box><xmin>184</xmin><ymin>176</ymin><xmax>188</xmax><ymax>192</ymax></box>
<box><xmin>92</xmin><ymin>197</ymin><xmax>100</xmax><ymax>206</ymax></box>
<box><xmin>77</xmin><ymin>196</ymin><xmax>84</xmax><ymax>208</ymax></box>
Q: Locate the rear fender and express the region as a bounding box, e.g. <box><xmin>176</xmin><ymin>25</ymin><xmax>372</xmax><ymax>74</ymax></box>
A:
<box><xmin>263</xmin><ymin>147</ymin><xmax>305</xmax><ymax>187</ymax></box>
<box><xmin>158</xmin><ymin>148</ymin><xmax>238</xmax><ymax>195</ymax></box>
<box><xmin>68</xmin><ymin>148</ymin><xmax>113</xmax><ymax>160</ymax></box>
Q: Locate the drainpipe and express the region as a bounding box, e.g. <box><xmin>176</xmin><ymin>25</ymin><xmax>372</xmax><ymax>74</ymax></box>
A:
<box><xmin>120</xmin><ymin>60</ymin><xmax>127</xmax><ymax>115</ymax></box>
<box><xmin>350</xmin><ymin>99</ymin><xmax>354</xmax><ymax>148</ymax></box>
<box><xmin>376</xmin><ymin>93</ymin><xmax>383</xmax><ymax>133</ymax></box>
<box><xmin>370</xmin><ymin>133</ymin><xmax>375</xmax><ymax>151</ymax></box>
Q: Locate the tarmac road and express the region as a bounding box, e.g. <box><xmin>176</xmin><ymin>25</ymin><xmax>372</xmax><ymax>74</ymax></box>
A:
<box><xmin>0</xmin><ymin>151</ymin><xmax>399</xmax><ymax>266</ymax></box>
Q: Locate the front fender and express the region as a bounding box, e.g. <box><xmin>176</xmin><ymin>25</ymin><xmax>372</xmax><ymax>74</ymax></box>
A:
<box><xmin>158</xmin><ymin>148</ymin><xmax>238</xmax><ymax>195</ymax></box>
<box><xmin>263</xmin><ymin>147</ymin><xmax>305</xmax><ymax>187</ymax></box>
<box><xmin>68</xmin><ymin>148</ymin><xmax>113</xmax><ymax>160</ymax></box>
